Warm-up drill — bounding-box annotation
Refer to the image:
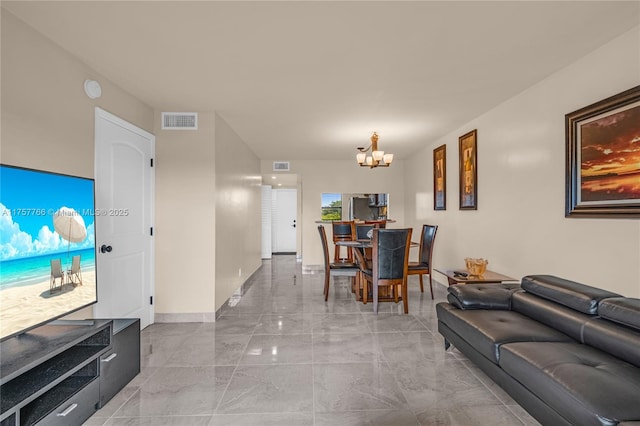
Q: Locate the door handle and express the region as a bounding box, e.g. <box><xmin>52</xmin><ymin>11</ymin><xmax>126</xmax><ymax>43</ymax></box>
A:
<box><xmin>56</xmin><ymin>403</ymin><xmax>78</xmax><ymax>417</ymax></box>
<box><xmin>100</xmin><ymin>244</ymin><xmax>112</xmax><ymax>253</ymax></box>
<box><xmin>101</xmin><ymin>353</ymin><xmax>118</xmax><ymax>362</ymax></box>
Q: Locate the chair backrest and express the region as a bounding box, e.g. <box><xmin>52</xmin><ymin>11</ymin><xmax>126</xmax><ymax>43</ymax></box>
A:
<box><xmin>51</xmin><ymin>259</ymin><xmax>63</xmax><ymax>278</ymax></box>
<box><xmin>365</xmin><ymin>220</ymin><xmax>387</xmax><ymax>229</ymax></box>
<box><xmin>332</xmin><ymin>221</ymin><xmax>355</xmax><ymax>241</ymax></box>
<box><xmin>418</xmin><ymin>224</ymin><xmax>438</xmax><ymax>266</ymax></box>
<box><xmin>71</xmin><ymin>255</ymin><xmax>81</xmax><ymax>273</ymax></box>
<box><xmin>355</xmin><ymin>224</ymin><xmax>375</xmax><ymax>240</ymax></box>
<box><xmin>317</xmin><ymin>225</ymin><xmax>331</xmax><ymax>272</ymax></box>
<box><xmin>372</xmin><ymin>228</ymin><xmax>412</xmax><ymax>281</ymax></box>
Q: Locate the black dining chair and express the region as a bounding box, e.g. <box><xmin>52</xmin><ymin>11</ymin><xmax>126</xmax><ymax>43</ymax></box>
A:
<box><xmin>408</xmin><ymin>224</ymin><xmax>438</xmax><ymax>299</ymax></box>
<box><xmin>360</xmin><ymin>228</ymin><xmax>412</xmax><ymax>314</ymax></box>
<box><xmin>355</xmin><ymin>223</ymin><xmax>375</xmax><ymax>240</ymax></box>
<box><xmin>331</xmin><ymin>221</ymin><xmax>356</xmax><ymax>264</ymax></box>
<box><xmin>318</xmin><ymin>225</ymin><xmax>359</xmax><ymax>301</ymax></box>
<box><xmin>355</xmin><ymin>223</ymin><xmax>377</xmax><ymax>267</ymax></box>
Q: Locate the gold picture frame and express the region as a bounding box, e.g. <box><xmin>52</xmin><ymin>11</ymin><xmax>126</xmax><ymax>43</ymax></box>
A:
<box><xmin>459</xmin><ymin>129</ymin><xmax>477</xmax><ymax>210</ymax></box>
<box><xmin>433</xmin><ymin>144</ymin><xmax>446</xmax><ymax>210</ymax></box>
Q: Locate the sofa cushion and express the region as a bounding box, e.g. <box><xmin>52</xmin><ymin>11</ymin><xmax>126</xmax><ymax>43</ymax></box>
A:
<box><xmin>583</xmin><ymin>317</ymin><xmax>640</xmax><ymax>368</ymax></box>
<box><xmin>500</xmin><ymin>342</ymin><xmax>640</xmax><ymax>426</ymax></box>
<box><xmin>521</xmin><ymin>275</ymin><xmax>620</xmax><ymax>315</ymax></box>
<box><xmin>436</xmin><ymin>303</ymin><xmax>574</xmax><ymax>363</ymax></box>
<box><xmin>598</xmin><ymin>298</ymin><xmax>640</xmax><ymax>331</ymax></box>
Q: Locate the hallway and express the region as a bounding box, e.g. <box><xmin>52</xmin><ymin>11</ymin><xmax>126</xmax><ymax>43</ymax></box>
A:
<box><xmin>87</xmin><ymin>255</ymin><xmax>538</xmax><ymax>425</ymax></box>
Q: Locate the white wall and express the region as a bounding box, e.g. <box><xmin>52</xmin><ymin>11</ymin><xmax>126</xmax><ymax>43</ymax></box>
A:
<box><xmin>261</xmin><ymin>160</ymin><xmax>407</xmax><ymax>267</ymax></box>
<box><xmin>404</xmin><ymin>26</ymin><xmax>640</xmax><ymax>297</ymax></box>
<box><xmin>214</xmin><ymin>114</ymin><xmax>262</xmax><ymax>311</ymax></box>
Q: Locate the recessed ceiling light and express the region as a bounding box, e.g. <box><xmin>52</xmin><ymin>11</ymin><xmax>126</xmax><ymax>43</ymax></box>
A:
<box><xmin>271</xmin><ymin>176</ymin><xmax>277</xmax><ymax>179</ymax></box>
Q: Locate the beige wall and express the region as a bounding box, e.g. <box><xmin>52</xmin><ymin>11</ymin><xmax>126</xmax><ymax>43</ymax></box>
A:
<box><xmin>155</xmin><ymin>113</ymin><xmax>262</xmax><ymax>316</ymax></box>
<box><xmin>261</xmin><ymin>160</ymin><xmax>407</xmax><ymax>267</ymax></box>
<box><xmin>1</xmin><ymin>11</ymin><xmax>153</xmax><ymax>175</ymax></box>
<box><xmin>1</xmin><ymin>11</ymin><xmax>154</xmax><ymax>319</ymax></box>
<box><xmin>214</xmin><ymin>114</ymin><xmax>262</xmax><ymax>311</ymax></box>
<box><xmin>2</xmin><ymin>11</ymin><xmax>264</xmax><ymax>320</ymax></box>
<box><xmin>404</xmin><ymin>26</ymin><xmax>640</xmax><ymax>297</ymax></box>
<box><xmin>154</xmin><ymin>113</ymin><xmax>216</xmax><ymax>317</ymax></box>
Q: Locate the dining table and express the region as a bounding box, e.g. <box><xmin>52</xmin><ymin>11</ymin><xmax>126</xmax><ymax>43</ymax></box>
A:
<box><xmin>335</xmin><ymin>239</ymin><xmax>418</xmax><ymax>302</ymax></box>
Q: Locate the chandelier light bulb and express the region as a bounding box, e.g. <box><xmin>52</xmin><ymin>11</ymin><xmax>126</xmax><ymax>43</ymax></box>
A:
<box><xmin>355</xmin><ymin>132</ymin><xmax>393</xmax><ymax>168</ymax></box>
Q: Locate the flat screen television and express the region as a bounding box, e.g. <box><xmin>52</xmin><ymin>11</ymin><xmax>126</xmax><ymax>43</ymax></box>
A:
<box><xmin>0</xmin><ymin>164</ymin><xmax>97</xmax><ymax>341</ymax></box>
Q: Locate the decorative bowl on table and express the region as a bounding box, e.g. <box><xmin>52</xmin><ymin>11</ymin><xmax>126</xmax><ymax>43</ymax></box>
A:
<box><xmin>465</xmin><ymin>258</ymin><xmax>488</xmax><ymax>276</ymax></box>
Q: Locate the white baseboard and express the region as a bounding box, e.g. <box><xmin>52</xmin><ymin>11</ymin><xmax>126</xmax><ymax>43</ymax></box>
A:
<box><xmin>154</xmin><ymin>312</ymin><xmax>216</xmax><ymax>323</ymax></box>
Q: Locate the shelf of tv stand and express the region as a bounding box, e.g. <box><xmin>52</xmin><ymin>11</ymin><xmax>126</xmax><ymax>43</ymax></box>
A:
<box><xmin>0</xmin><ymin>320</ymin><xmax>112</xmax><ymax>426</ymax></box>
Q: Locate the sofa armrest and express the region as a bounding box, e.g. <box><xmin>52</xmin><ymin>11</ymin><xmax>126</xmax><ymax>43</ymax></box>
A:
<box><xmin>447</xmin><ymin>283</ymin><xmax>521</xmax><ymax>310</ymax></box>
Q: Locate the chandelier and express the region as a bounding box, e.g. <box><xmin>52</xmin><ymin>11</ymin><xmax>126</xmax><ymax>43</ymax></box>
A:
<box><xmin>356</xmin><ymin>132</ymin><xmax>394</xmax><ymax>168</ymax></box>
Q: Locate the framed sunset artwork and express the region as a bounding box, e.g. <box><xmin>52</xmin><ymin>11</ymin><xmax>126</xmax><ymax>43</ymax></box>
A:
<box><xmin>565</xmin><ymin>85</ymin><xmax>640</xmax><ymax>218</ymax></box>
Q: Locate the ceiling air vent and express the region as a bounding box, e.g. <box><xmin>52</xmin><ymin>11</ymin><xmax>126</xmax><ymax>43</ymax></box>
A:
<box><xmin>162</xmin><ymin>112</ymin><xmax>198</xmax><ymax>130</ymax></box>
<box><xmin>273</xmin><ymin>161</ymin><xmax>290</xmax><ymax>172</ymax></box>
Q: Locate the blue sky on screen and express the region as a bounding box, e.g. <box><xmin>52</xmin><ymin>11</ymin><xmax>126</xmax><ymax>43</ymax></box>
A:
<box><xmin>321</xmin><ymin>193</ymin><xmax>341</xmax><ymax>207</ymax></box>
<box><xmin>0</xmin><ymin>166</ymin><xmax>95</xmax><ymax>260</ymax></box>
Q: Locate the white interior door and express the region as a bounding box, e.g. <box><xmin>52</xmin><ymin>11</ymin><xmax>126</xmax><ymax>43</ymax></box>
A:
<box><xmin>272</xmin><ymin>188</ymin><xmax>297</xmax><ymax>253</ymax></box>
<box><xmin>94</xmin><ymin>108</ymin><xmax>154</xmax><ymax>329</ymax></box>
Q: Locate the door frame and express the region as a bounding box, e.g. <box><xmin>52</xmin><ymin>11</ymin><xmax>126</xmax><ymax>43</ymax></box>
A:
<box><xmin>94</xmin><ymin>107</ymin><xmax>155</xmax><ymax>327</ymax></box>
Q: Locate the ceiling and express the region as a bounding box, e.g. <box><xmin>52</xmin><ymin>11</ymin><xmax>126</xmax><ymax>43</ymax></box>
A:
<box><xmin>4</xmin><ymin>1</ymin><xmax>640</xmax><ymax>163</ymax></box>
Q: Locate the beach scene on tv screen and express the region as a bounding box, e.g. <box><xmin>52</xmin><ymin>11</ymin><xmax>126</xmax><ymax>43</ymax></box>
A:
<box><xmin>0</xmin><ymin>166</ymin><xmax>97</xmax><ymax>340</ymax></box>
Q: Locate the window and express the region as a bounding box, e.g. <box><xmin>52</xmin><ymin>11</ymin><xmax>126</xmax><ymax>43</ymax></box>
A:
<box><xmin>321</xmin><ymin>193</ymin><xmax>342</xmax><ymax>220</ymax></box>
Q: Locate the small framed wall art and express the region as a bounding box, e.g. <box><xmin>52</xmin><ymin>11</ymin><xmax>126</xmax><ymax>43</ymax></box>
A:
<box><xmin>565</xmin><ymin>85</ymin><xmax>640</xmax><ymax>218</ymax></box>
<box><xmin>433</xmin><ymin>144</ymin><xmax>446</xmax><ymax>210</ymax></box>
<box><xmin>459</xmin><ymin>129</ymin><xmax>478</xmax><ymax>210</ymax></box>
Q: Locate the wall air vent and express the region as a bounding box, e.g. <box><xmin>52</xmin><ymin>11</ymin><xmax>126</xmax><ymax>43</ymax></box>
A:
<box><xmin>161</xmin><ymin>112</ymin><xmax>198</xmax><ymax>130</ymax></box>
<box><xmin>273</xmin><ymin>161</ymin><xmax>290</xmax><ymax>172</ymax></box>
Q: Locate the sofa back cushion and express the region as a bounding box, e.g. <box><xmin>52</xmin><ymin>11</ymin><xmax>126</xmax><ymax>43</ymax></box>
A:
<box><xmin>521</xmin><ymin>275</ymin><xmax>620</xmax><ymax>315</ymax></box>
<box><xmin>583</xmin><ymin>318</ymin><xmax>640</xmax><ymax>368</ymax></box>
<box><xmin>598</xmin><ymin>298</ymin><xmax>640</xmax><ymax>331</ymax></box>
<box><xmin>512</xmin><ymin>291</ymin><xmax>594</xmax><ymax>342</ymax></box>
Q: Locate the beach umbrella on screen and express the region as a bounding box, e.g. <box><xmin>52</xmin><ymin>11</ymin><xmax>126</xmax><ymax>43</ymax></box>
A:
<box><xmin>53</xmin><ymin>207</ymin><xmax>87</xmax><ymax>262</ymax></box>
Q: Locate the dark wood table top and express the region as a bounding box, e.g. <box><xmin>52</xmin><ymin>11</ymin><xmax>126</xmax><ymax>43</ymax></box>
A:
<box><xmin>336</xmin><ymin>240</ymin><xmax>419</xmax><ymax>248</ymax></box>
<box><xmin>335</xmin><ymin>240</ymin><xmax>372</xmax><ymax>248</ymax></box>
<box><xmin>435</xmin><ymin>268</ymin><xmax>518</xmax><ymax>285</ymax></box>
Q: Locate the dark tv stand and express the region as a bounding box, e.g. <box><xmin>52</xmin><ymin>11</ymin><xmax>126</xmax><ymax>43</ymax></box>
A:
<box><xmin>0</xmin><ymin>319</ymin><xmax>140</xmax><ymax>426</ymax></box>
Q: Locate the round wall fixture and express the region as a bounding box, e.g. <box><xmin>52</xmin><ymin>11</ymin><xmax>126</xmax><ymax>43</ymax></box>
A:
<box><xmin>84</xmin><ymin>79</ymin><xmax>102</xmax><ymax>99</ymax></box>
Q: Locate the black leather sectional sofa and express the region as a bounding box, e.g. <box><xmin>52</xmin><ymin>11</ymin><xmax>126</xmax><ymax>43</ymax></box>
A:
<box><xmin>436</xmin><ymin>275</ymin><xmax>640</xmax><ymax>426</ymax></box>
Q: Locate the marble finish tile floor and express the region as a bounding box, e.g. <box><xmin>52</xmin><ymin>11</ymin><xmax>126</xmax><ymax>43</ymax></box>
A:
<box><xmin>86</xmin><ymin>255</ymin><xmax>540</xmax><ymax>426</ymax></box>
